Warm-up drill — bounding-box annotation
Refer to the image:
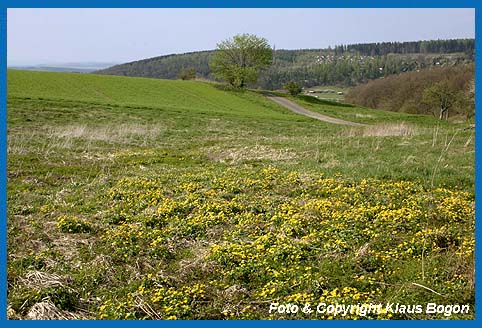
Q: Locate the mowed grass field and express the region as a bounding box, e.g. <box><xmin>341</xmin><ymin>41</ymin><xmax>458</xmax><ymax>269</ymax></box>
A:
<box><xmin>7</xmin><ymin>70</ymin><xmax>474</xmax><ymax>320</ymax></box>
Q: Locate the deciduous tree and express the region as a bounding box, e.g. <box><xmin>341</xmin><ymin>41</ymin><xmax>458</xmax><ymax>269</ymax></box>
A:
<box><xmin>209</xmin><ymin>34</ymin><xmax>273</xmax><ymax>88</ymax></box>
<box><xmin>422</xmin><ymin>81</ymin><xmax>457</xmax><ymax>120</ymax></box>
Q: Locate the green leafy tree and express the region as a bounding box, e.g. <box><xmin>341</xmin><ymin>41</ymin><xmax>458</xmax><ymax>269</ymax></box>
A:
<box><xmin>422</xmin><ymin>81</ymin><xmax>457</xmax><ymax>120</ymax></box>
<box><xmin>209</xmin><ymin>34</ymin><xmax>273</xmax><ymax>88</ymax></box>
<box><xmin>284</xmin><ymin>81</ymin><xmax>302</xmax><ymax>95</ymax></box>
<box><xmin>177</xmin><ymin>67</ymin><xmax>197</xmax><ymax>80</ymax></box>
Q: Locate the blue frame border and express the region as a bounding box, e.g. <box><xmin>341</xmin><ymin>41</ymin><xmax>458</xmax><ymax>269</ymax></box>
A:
<box><xmin>0</xmin><ymin>1</ymin><xmax>479</xmax><ymax>326</ymax></box>
<box><xmin>475</xmin><ymin>4</ymin><xmax>480</xmax><ymax>324</ymax></box>
<box><xmin>0</xmin><ymin>4</ymin><xmax>6</xmax><ymax>325</ymax></box>
<box><xmin>2</xmin><ymin>0</ymin><xmax>481</xmax><ymax>8</ymax></box>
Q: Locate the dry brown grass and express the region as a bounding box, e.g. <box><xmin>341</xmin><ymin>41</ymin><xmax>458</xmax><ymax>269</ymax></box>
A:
<box><xmin>205</xmin><ymin>145</ymin><xmax>298</xmax><ymax>164</ymax></box>
<box><xmin>26</xmin><ymin>300</ymin><xmax>80</xmax><ymax>320</ymax></box>
<box><xmin>177</xmin><ymin>240</ymin><xmax>217</xmax><ymax>280</ymax></box>
<box><xmin>8</xmin><ymin>122</ymin><xmax>167</xmax><ymax>156</ymax></box>
<box><xmin>19</xmin><ymin>271</ymin><xmax>69</xmax><ymax>290</ymax></box>
<box><xmin>49</xmin><ymin>123</ymin><xmax>165</xmax><ymax>143</ymax></box>
<box><xmin>130</xmin><ymin>294</ymin><xmax>163</xmax><ymax>320</ymax></box>
<box><xmin>356</xmin><ymin>243</ymin><xmax>371</xmax><ymax>258</ymax></box>
<box><xmin>344</xmin><ymin>122</ymin><xmax>418</xmax><ymax>138</ymax></box>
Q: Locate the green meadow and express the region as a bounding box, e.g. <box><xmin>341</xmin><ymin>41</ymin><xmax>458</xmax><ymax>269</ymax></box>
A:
<box><xmin>7</xmin><ymin>70</ymin><xmax>474</xmax><ymax>319</ymax></box>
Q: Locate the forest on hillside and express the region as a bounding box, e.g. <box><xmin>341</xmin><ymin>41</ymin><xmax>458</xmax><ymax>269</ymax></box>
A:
<box><xmin>345</xmin><ymin>65</ymin><xmax>475</xmax><ymax>119</ymax></box>
<box><xmin>96</xmin><ymin>39</ymin><xmax>474</xmax><ymax>90</ymax></box>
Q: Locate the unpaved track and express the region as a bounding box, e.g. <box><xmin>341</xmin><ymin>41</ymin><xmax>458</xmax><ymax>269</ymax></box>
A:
<box><xmin>268</xmin><ymin>96</ymin><xmax>366</xmax><ymax>127</ymax></box>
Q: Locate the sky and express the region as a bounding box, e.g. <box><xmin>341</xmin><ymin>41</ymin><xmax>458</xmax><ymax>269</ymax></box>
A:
<box><xmin>7</xmin><ymin>8</ymin><xmax>475</xmax><ymax>66</ymax></box>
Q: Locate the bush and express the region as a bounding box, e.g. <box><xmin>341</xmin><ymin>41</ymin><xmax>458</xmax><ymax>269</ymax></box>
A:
<box><xmin>283</xmin><ymin>81</ymin><xmax>302</xmax><ymax>95</ymax></box>
<box><xmin>177</xmin><ymin>67</ymin><xmax>196</xmax><ymax>80</ymax></box>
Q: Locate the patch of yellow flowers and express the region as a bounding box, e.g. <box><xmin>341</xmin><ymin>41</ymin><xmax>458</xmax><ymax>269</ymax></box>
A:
<box><xmin>98</xmin><ymin>166</ymin><xmax>474</xmax><ymax>319</ymax></box>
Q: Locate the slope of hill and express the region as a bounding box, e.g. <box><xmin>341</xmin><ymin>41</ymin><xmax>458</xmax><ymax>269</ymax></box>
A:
<box><xmin>8</xmin><ymin>70</ymin><xmax>294</xmax><ymax>120</ymax></box>
<box><xmin>346</xmin><ymin>65</ymin><xmax>475</xmax><ymax>117</ymax></box>
<box><xmin>7</xmin><ymin>71</ymin><xmax>474</xmax><ymax>320</ymax></box>
<box><xmin>96</xmin><ymin>39</ymin><xmax>474</xmax><ymax>90</ymax></box>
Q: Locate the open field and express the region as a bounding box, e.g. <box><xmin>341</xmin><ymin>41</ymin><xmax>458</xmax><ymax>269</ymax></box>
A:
<box><xmin>7</xmin><ymin>70</ymin><xmax>474</xmax><ymax>319</ymax></box>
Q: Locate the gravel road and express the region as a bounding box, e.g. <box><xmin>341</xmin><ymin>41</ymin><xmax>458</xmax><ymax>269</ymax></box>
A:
<box><xmin>268</xmin><ymin>96</ymin><xmax>366</xmax><ymax>127</ymax></box>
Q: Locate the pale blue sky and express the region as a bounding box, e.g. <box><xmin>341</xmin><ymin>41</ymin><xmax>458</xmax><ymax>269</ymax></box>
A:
<box><xmin>7</xmin><ymin>8</ymin><xmax>475</xmax><ymax>65</ymax></box>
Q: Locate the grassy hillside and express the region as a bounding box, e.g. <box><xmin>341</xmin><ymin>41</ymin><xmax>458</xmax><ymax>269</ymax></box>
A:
<box><xmin>8</xmin><ymin>70</ymin><xmax>293</xmax><ymax>120</ymax></box>
<box><xmin>7</xmin><ymin>71</ymin><xmax>474</xmax><ymax>320</ymax></box>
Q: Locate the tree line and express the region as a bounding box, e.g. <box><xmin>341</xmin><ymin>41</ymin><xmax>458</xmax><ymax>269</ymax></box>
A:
<box><xmin>96</xmin><ymin>38</ymin><xmax>474</xmax><ymax>90</ymax></box>
<box><xmin>332</xmin><ymin>39</ymin><xmax>474</xmax><ymax>56</ymax></box>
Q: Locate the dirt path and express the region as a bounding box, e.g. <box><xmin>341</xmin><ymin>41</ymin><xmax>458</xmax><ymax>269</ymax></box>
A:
<box><xmin>268</xmin><ymin>96</ymin><xmax>366</xmax><ymax>127</ymax></box>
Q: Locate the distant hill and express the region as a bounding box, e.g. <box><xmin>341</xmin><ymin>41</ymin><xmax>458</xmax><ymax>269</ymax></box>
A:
<box><xmin>96</xmin><ymin>39</ymin><xmax>474</xmax><ymax>90</ymax></box>
<box><xmin>9</xmin><ymin>62</ymin><xmax>118</xmax><ymax>73</ymax></box>
<box><xmin>9</xmin><ymin>66</ymin><xmax>97</xmax><ymax>73</ymax></box>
